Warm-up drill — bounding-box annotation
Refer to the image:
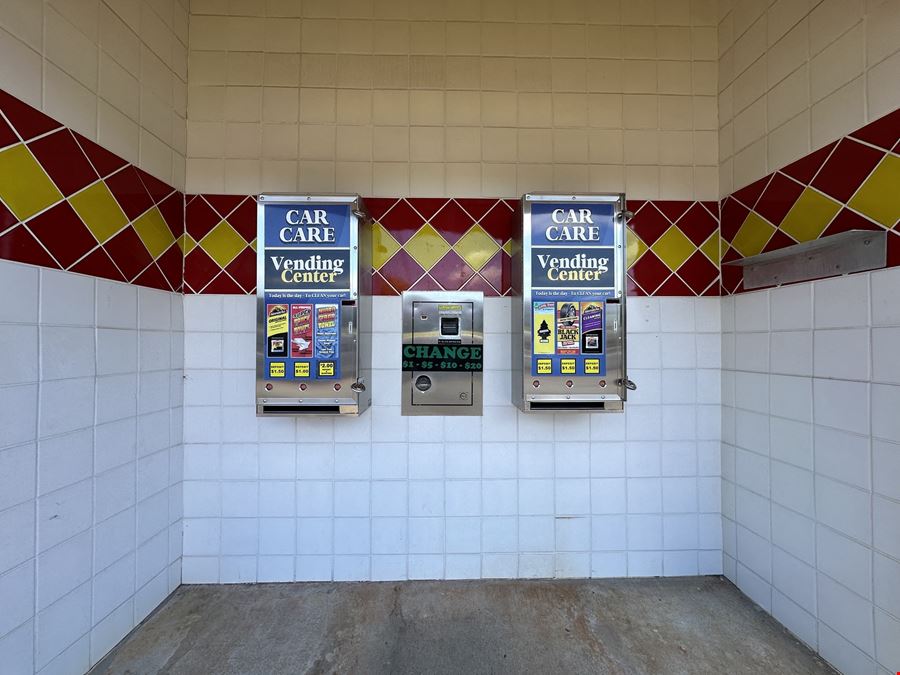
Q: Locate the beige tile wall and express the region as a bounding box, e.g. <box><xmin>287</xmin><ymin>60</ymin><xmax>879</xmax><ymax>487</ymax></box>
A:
<box><xmin>718</xmin><ymin>0</ymin><xmax>900</xmax><ymax>195</ymax></box>
<box><xmin>185</xmin><ymin>0</ymin><xmax>719</xmax><ymax>199</ymax></box>
<box><xmin>0</xmin><ymin>0</ymin><xmax>189</xmax><ymax>190</ymax></box>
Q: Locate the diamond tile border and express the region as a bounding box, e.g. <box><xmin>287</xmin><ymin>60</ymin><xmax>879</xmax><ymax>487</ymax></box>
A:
<box><xmin>2</xmin><ymin>86</ymin><xmax>897</xmax><ymax>300</ymax></box>
<box><xmin>0</xmin><ymin>87</ymin><xmax>184</xmax><ymax>292</ymax></box>
<box><xmin>720</xmin><ymin>108</ymin><xmax>900</xmax><ymax>295</ymax></box>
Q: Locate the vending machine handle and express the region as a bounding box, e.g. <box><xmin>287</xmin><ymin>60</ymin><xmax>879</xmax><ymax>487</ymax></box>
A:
<box><xmin>618</xmin><ymin>378</ymin><xmax>637</xmax><ymax>391</ymax></box>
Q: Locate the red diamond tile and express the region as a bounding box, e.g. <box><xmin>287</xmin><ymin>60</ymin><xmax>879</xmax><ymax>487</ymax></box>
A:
<box><xmin>700</xmin><ymin>201</ymin><xmax>719</xmax><ymax>218</ymax></box>
<box><xmin>70</xmin><ymin>246</ymin><xmax>125</xmax><ymax>282</ymax></box>
<box><xmin>157</xmin><ymin>244</ymin><xmax>183</xmax><ymax>292</ymax></box>
<box><xmin>372</xmin><ymin>270</ymin><xmax>398</xmax><ymax>295</ymax></box>
<box><xmin>627</xmin><ymin>200</ymin><xmax>647</xmax><ymax>216</ymax></box>
<box><xmin>27</xmin><ymin>130</ymin><xmax>98</xmax><ymax>197</ymax></box>
<box><xmin>461</xmin><ymin>273</ymin><xmax>499</xmax><ymax>296</ymax></box>
<box><xmin>379</xmin><ymin>199</ymin><xmax>424</xmax><ymax>245</ymax></box>
<box><xmin>133</xmin><ymin>263</ymin><xmax>170</xmax><ymax>292</ymax></box>
<box><xmin>887</xmin><ymin>231</ymin><xmax>900</xmax><ymax>269</ymax></box>
<box><xmin>701</xmin><ymin>282</ymin><xmax>720</xmax><ymax>296</ymax></box>
<box><xmin>781</xmin><ymin>142</ymin><xmax>836</xmax><ymax>185</ymax></box>
<box><xmin>0</xmin><ymin>201</ymin><xmax>17</xmax><ymax>235</ymax></box>
<box><xmin>677</xmin><ymin>250</ymin><xmax>719</xmax><ymax>295</ymax></box>
<box><xmin>653</xmin><ymin>200</ymin><xmax>692</xmax><ymax>223</ymax></box>
<box><xmin>850</xmin><ymin>109</ymin><xmax>900</xmax><ymax>151</ymax></box>
<box><xmin>184</xmin><ymin>247</ymin><xmax>220</xmax><ymax>292</ymax></box>
<box><xmin>720</xmin><ymin>248</ymin><xmax>743</xmax><ymax>294</ymax></box>
<box><xmin>407</xmin><ymin>198</ymin><xmax>447</xmax><ymax>222</ymax></box>
<box><xmin>0</xmin><ymin>114</ymin><xmax>17</xmax><ymax>149</ymax></box>
<box><xmin>626</xmin><ymin>274</ymin><xmax>647</xmax><ymax>296</ymax></box>
<box><xmin>104</xmin><ymin>226</ymin><xmax>152</xmax><ymax>281</ymax></box>
<box><xmin>677</xmin><ymin>202</ymin><xmax>719</xmax><ymax>246</ymax></box>
<box><xmin>754</xmin><ymin>172</ymin><xmax>805</xmax><ymax>226</ymax></box>
<box><xmin>136</xmin><ymin>168</ymin><xmax>174</xmax><ymax>205</ymax></box>
<box><xmin>106</xmin><ymin>166</ymin><xmax>154</xmax><ymax>221</ymax></box>
<box><xmin>456</xmin><ymin>198</ymin><xmax>497</xmax><ymax>223</ymax></box>
<box><xmin>732</xmin><ymin>174</ymin><xmax>771</xmax><ymax>210</ymax></box>
<box><xmin>429</xmin><ymin>200</ymin><xmax>476</xmax><ymax>245</ymax></box>
<box><xmin>158</xmin><ymin>192</ymin><xmax>184</xmax><ymax>238</ymax></box>
<box><xmin>720</xmin><ymin>197</ymin><xmax>750</xmax><ymax>243</ymax></box>
<box><xmin>225</xmin><ymin>246</ymin><xmax>256</xmax><ymax>292</ymax></box>
<box><xmin>629</xmin><ymin>250</ymin><xmax>671</xmax><ymax>295</ymax></box>
<box><xmin>478</xmin><ymin>201</ymin><xmax>515</xmax><ymax>246</ymax></box>
<box><xmin>811</xmin><ymin>139</ymin><xmax>885</xmax><ymax>203</ymax></box>
<box><xmin>479</xmin><ymin>250</ymin><xmax>510</xmax><ymax>295</ymax></box>
<box><xmin>378</xmin><ymin>248</ymin><xmax>424</xmax><ymax>292</ymax></box>
<box><xmin>761</xmin><ymin>229</ymin><xmax>796</xmax><ymax>253</ymax></box>
<box><xmin>409</xmin><ymin>273</ymin><xmax>443</xmax><ymax>292</ymax></box>
<box><xmin>227</xmin><ymin>197</ymin><xmax>257</xmax><ymax>243</ymax></box>
<box><xmin>0</xmin><ymin>90</ymin><xmax>62</xmax><ymax>141</ymax></box>
<box><xmin>27</xmin><ymin>201</ymin><xmax>97</xmax><ymax>269</ymax></box>
<box><xmin>629</xmin><ymin>204</ymin><xmax>671</xmax><ymax>246</ymax></box>
<box><xmin>205</xmin><ymin>194</ymin><xmax>247</xmax><ymax>219</ymax></box>
<box><xmin>362</xmin><ymin>197</ymin><xmax>398</xmax><ymax>221</ymax></box>
<box><xmin>656</xmin><ymin>274</ymin><xmax>694</xmax><ymax>296</ymax></box>
<box><xmin>0</xmin><ymin>225</ymin><xmax>58</xmax><ymax>268</ymax></box>
<box><xmin>186</xmin><ymin>197</ymin><xmax>221</xmax><ymax>241</ymax></box>
<box><xmin>72</xmin><ymin>132</ymin><xmax>127</xmax><ymax>178</ymax></box>
<box><xmin>429</xmin><ymin>249</ymin><xmax>474</xmax><ymax>290</ymax></box>
<box><xmin>204</xmin><ymin>270</ymin><xmax>245</xmax><ymax>294</ymax></box>
<box><xmin>821</xmin><ymin>208</ymin><xmax>883</xmax><ymax>237</ymax></box>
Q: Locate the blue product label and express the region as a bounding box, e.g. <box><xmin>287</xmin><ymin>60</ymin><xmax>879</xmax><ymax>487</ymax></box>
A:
<box><xmin>261</xmin><ymin>201</ymin><xmax>351</xmax><ymax>380</ymax></box>
<box><xmin>530</xmin><ymin>202</ymin><xmax>617</xmax><ymax>299</ymax></box>
<box><xmin>528</xmin><ymin>201</ymin><xmax>617</xmax><ymax>377</ymax></box>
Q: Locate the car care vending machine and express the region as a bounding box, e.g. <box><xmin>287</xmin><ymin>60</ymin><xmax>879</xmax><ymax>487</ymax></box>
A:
<box><xmin>256</xmin><ymin>194</ymin><xmax>372</xmax><ymax>415</ymax></box>
<box><xmin>511</xmin><ymin>193</ymin><xmax>635</xmax><ymax>412</ymax></box>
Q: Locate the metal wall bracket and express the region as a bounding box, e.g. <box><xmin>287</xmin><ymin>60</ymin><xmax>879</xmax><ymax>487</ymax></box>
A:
<box><xmin>724</xmin><ymin>230</ymin><xmax>886</xmax><ymax>290</ymax></box>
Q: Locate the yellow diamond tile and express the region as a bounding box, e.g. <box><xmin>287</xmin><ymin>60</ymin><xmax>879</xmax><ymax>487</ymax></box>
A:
<box><xmin>651</xmin><ymin>224</ymin><xmax>695</xmax><ymax>271</ymax></box>
<box><xmin>779</xmin><ymin>188</ymin><xmax>841</xmax><ymax>243</ymax></box>
<box><xmin>731</xmin><ymin>212</ymin><xmax>775</xmax><ymax>257</ymax></box>
<box><xmin>454</xmin><ymin>224</ymin><xmax>500</xmax><ymax>271</ymax></box>
<box><xmin>373</xmin><ymin>222</ymin><xmax>400</xmax><ymax>269</ymax></box>
<box><xmin>700</xmin><ymin>231</ymin><xmax>720</xmax><ymax>264</ymax></box>
<box><xmin>132</xmin><ymin>207</ymin><xmax>175</xmax><ymax>259</ymax></box>
<box><xmin>848</xmin><ymin>154</ymin><xmax>900</xmax><ymax>228</ymax></box>
<box><xmin>626</xmin><ymin>228</ymin><xmax>648</xmax><ymax>267</ymax></box>
<box><xmin>250</xmin><ymin>238</ymin><xmax>257</xmax><ymax>252</ymax></box>
<box><xmin>200</xmin><ymin>221</ymin><xmax>247</xmax><ymax>269</ymax></box>
<box><xmin>68</xmin><ymin>181</ymin><xmax>128</xmax><ymax>244</ymax></box>
<box><xmin>405</xmin><ymin>223</ymin><xmax>451</xmax><ymax>271</ymax></box>
<box><xmin>178</xmin><ymin>233</ymin><xmax>196</xmax><ymax>256</ymax></box>
<box><xmin>502</xmin><ymin>240</ymin><xmax>513</xmax><ymax>255</ymax></box>
<box><xmin>0</xmin><ymin>144</ymin><xmax>63</xmax><ymax>220</ymax></box>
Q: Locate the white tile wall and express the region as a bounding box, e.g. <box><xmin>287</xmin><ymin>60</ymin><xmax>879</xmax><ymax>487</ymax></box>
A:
<box><xmin>0</xmin><ymin>260</ymin><xmax>183</xmax><ymax>675</ymax></box>
<box><xmin>180</xmin><ymin>294</ymin><xmax>722</xmax><ymax>583</ymax></box>
<box><xmin>723</xmin><ymin>267</ymin><xmax>900</xmax><ymax>671</ymax></box>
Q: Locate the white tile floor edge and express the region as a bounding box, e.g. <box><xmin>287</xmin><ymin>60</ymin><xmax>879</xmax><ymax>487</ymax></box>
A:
<box><xmin>0</xmin><ymin>260</ymin><xmax>184</xmax><ymax>675</ymax></box>
<box><xmin>722</xmin><ymin>266</ymin><xmax>900</xmax><ymax>675</ymax></box>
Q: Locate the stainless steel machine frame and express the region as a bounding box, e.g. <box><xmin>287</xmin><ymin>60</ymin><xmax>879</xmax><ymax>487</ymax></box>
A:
<box><xmin>401</xmin><ymin>290</ymin><xmax>484</xmax><ymax>416</ymax></box>
<box><xmin>255</xmin><ymin>194</ymin><xmax>372</xmax><ymax>415</ymax></box>
<box><xmin>511</xmin><ymin>193</ymin><xmax>631</xmax><ymax>412</ymax></box>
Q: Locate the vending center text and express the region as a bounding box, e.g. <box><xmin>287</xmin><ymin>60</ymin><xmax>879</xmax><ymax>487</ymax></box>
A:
<box><xmin>270</xmin><ymin>254</ymin><xmax>344</xmax><ymax>284</ymax></box>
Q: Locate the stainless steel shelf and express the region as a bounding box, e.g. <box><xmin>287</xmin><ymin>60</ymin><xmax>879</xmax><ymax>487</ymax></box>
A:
<box><xmin>724</xmin><ymin>229</ymin><xmax>886</xmax><ymax>289</ymax></box>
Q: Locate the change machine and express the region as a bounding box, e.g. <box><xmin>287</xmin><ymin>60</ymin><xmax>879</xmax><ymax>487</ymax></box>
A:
<box><xmin>511</xmin><ymin>193</ymin><xmax>634</xmax><ymax>412</ymax></box>
<box><xmin>256</xmin><ymin>194</ymin><xmax>372</xmax><ymax>415</ymax></box>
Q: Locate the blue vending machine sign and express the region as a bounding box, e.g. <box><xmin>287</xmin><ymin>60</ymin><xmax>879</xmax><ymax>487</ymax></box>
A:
<box><xmin>529</xmin><ymin>202</ymin><xmax>617</xmax><ymax>378</ymax></box>
<box><xmin>261</xmin><ymin>202</ymin><xmax>351</xmax><ymax>381</ymax></box>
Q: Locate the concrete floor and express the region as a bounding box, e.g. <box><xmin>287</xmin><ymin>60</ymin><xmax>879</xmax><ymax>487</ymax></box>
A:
<box><xmin>92</xmin><ymin>577</ymin><xmax>837</xmax><ymax>675</ymax></box>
